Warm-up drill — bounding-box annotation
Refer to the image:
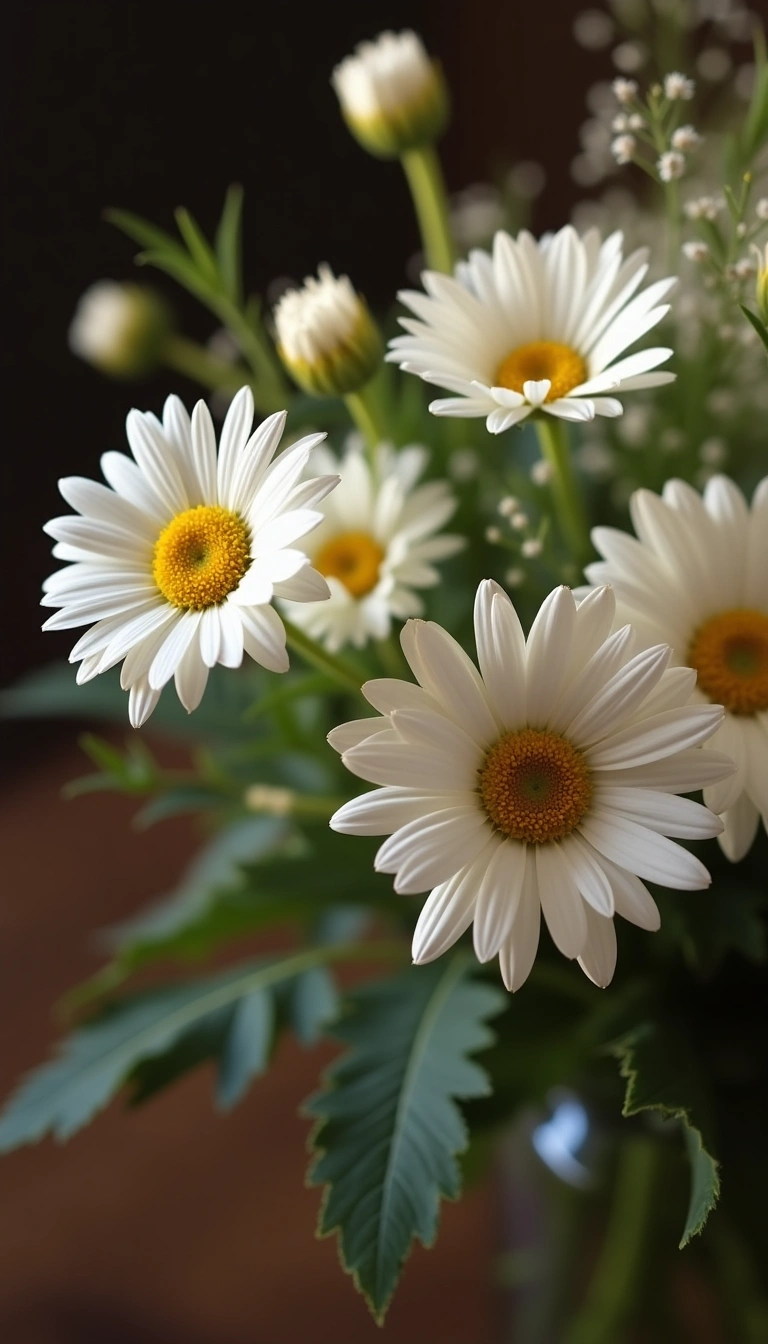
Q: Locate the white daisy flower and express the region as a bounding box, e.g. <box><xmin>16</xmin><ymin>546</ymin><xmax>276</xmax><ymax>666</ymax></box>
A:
<box><xmin>387</xmin><ymin>225</ymin><xmax>676</xmax><ymax>434</ymax></box>
<box><xmin>42</xmin><ymin>388</ymin><xmax>338</xmax><ymax>727</ymax></box>
<box><xmin>329</xmin><ymin>582</ymin><xmax>729</xmax><ymax>990</ymax></box>
<box><xmin>586</xmin><ymin>476</ymin><xmax>768</xmax><ymax>861</ymax></box>
<box><xmin>282</xmin><ymin>439</ymin><xmax>463</xmax><ymax>652</ymax></box>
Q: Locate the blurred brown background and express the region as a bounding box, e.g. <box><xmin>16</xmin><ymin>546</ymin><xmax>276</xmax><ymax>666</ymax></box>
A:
<box><xmin>0</xmin><ymin>0</ymin><xmax>749</xmax><ymax>1339</ymax></box>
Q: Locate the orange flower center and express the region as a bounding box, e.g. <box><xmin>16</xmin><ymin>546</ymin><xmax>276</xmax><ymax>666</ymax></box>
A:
<box><xmin>495</xmin><ymin>340</ymin><xmax>587</xmax><ymax>402</ymax></box>
<box><xmin>152</xmin><ymin>505</ymin><xmax>251</xmax><ymax>610</ymax></box>
<box><xmin>479</xmin><ymin>728</ymin><xmax>592</xmax><ymax>843</ymax></box>
<box><xmin>315</xmin><ymin>530</ymin><xmax>384</xmax><ymax>598</ymax></box>
<box><xmin>688</xmin><ymin>608</ymin><xmax>768</xmax><ymax>715</ymax></box>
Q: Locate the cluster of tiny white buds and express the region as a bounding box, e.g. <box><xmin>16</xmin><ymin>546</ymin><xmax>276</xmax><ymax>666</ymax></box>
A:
<box><xmin>612</xmin><ymin>134</ymin><xmax>636</xmax><ymax>165</ymax></box>
<box><xmin>530</xmin><ymin>459</ymin><xmax>554</xmax><ymax>487</ymax></box>
<box><xmin>612</xmin><ymin>113</ymin><xmax>630</xmax><ymax>132</ymax></box>
<box><xmin>683</xmin><ymin>240</ymin><xmax>710</xmax><ymax>263</ymax></box>
<box><xmin>497</xmin><ymin>496</ymin><xmax>520</xmax><ymax>518</ymax></box>
<box><xmin>612</xmin><ymin>77</ymin><xmax>638</xmax><ymax>104</ymax></box>
<box><xmin>727</xmin><ymin>257</ymin><xmax>756</xmax><ymax>280</ymax></box>
<box><xmin>510</xmin><ymin>511</ymin><xmax>529</xmax><ymax>532</ymax></box>
<box><xmin>628</xmin><ymin>112</ymin><xmax>645</xmax><ymax>130</ymax></box>
<box><xmin>504</xmin><ymin>566</ymin><xmax>525</xmax><ymax>588</ymax></box>
<box><xmin>485</xmin><ymin>525</ymin><xmax>502</xmax><ymax>545</ymax></box>
<box><xmin>671</xmin><ymin>124</ymin><xmax>702</xmax><ymax>152</ymax></box>
<box><xmin>684</xmin><ymin>195</ymin><xmax>723</xmax><ymax>220</ymax></box>
<box><xmin>664</xmin><ymin>71</ymin><xmax>695</xmax><ymax>100</ymax></box>
<box><xmin>756</xmin><ymin>198</ymin><xmax>768</xmax><ymax>220</ymax></box>
<box><xmin>521</xmin><ymin>538</ymin><xmax>543</xmax><ymax>559</ymax></box>
<box><xmin>658</xmin><ymin>151</ymin><xmax>686</xmax><ymax>182</ymax></box>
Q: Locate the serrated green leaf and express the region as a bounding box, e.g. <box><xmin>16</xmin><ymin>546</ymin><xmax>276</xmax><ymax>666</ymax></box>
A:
<box><xmin>306</xmin><ymin>957</ymin><xmax>505</xmax><ymax>1322</ymax></box>
<box><xmin>215</xmin><ymin>184</ymin><xmax>244</xmax><ymax>304</ymax></box>
<box><xmin>0</xmin><ymin>949</ymin><xmax>337</xmax><ymax>1149</ymax></box>
<box><xmin>216</xmin><ymin>990</ymin><xmax>273</xmax><ymax>1109</ymax></box>
<box><xmin>609</xmin><ymin>1020</ymin><xmax>720</xmax><ymax>1247</ymax></box>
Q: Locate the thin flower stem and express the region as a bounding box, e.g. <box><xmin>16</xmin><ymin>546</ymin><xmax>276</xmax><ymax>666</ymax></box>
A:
<box><xmin>213</xmin><ymin>296</ymin><xmax>290</xmax><ymax>413</ymax></box>
<box><xmin>283</xmin><ymin>617</ymin><xmax>366</xmax><ymax>697</ymax></box>
<box><xmin>533</xmin><ymin>418</ymin><xmax>592</xmax><ymax>571</ymax></box>
<box><xmin>344</xmin><ymin>383</ymin><xmax>389</xmax><ymax>451</ymax></box>
<box><xmin>400</xmin><ymin>145</ymin><xmax>456</xmax><ymax>274</ymax></box>
<box><xmin>563</xmin><ymin>1136</ymin><xmax>659</xmax><ymax>1344</ymax></box>
<box><xmin>163</xmin><ymin>335</ymin><xmax>257</xmax><ymax>395</ymax></box>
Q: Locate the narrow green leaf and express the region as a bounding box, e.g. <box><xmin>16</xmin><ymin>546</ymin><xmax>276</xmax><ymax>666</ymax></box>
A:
<box><xmin>215</xmin><ymin>184</ymin><xmax>244</xmax><ymax>303</ymax></box>
<box><xmin>135</xmin><ymin>249</ymin><xmax>217</xmax><ymax>304</ymax></box>
<box><xmin>174</xmin><ymin>206</ymin><xmax>219</xmax><ymax>282</ymax></box>
<box><xmin>306</xmin><ymin>957</ymin><xmax>505</xmax><ymax>1322</ymax></box>
<box><xmin>740</xmin><ymin>305</ymin><xmax>768</xmax><ymax>356</ymax></box>
<box><xmin>105</xmin><ymin>207</ymin><xmax>180</xmax><ymax>255</ymax></box>
<box><xmin>216</xmin><ymin>990</ymin><xmax>273</xmax><ymax>1109</ymax></box>
<box><xmin>609</xmin><ymin>1020</ymin><xmax>720</xmax><ymax>1247</ymax></box>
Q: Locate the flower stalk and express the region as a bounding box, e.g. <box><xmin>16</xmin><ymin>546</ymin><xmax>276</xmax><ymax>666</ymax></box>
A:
<box><xmin>401</xmin><ymin>146</ymin><xmax>456</xmax><ymax>274</ymax></box>
<box><xmin>533</xmin><ymin>417</ymin><xmax>592</xmax><ymax>570</ymax></box>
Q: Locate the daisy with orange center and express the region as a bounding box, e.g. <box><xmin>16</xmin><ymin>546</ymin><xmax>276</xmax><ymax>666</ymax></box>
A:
<box><xmin>585</xmin><ymin>475</ymin><xmax>768</xmax><ymax>860</ymax></box>
<box><xmin>281</xmin><ymin>438</ymin><xmax>463</xmax><ymax>652</ymax></box>
<box><xmin>387</xmin><ymin>224</ymin><xmax>676</xmax><ymax>432</ymax></box>
<box><xmin>329</xmin><ymin>582</ymin><xmax>730</xmax><ymax>991</ymax></box>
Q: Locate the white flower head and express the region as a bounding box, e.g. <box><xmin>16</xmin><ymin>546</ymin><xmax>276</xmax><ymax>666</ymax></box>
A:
<box><xmin>683</xmin><ymin>240</ymin><xmax>709</xmax><ymax>262</ymax></box>
<box><xmin>611</xmin><ymin>134</ymin><xmax>636</xmax><ymax>164</ymax></box>
<box><xmin>332</xmin><ymin>30</ymin><xmax>448</xmax><ymax>158</ymax></box>
<box><xmin>671</xmin><ymin>124</ymin><xmax>703</xmax><ymax>152</ymax></box>
<box><xmin>658</xmin><ymin>151</ymin><xmax>686</xmax><ymax>182</ymax></box>
<box><xmin>273</xmin><ymin>265</ymin><xmax>382</xmax><ymax>397</ymax></box>
<box><xmin>69</xmin><ymin>281</ymin><xmax>169</xmax><ymax>377</ymax></box>
<box><xmin>586</xmin><ymin>476</ymin><xmax>768</xmax><ymax>860</ymax></box>
<box><xmin>664</xmin><ymin>71</ymin><xmax>696</xmax><ymax>100</ymax></box>
<box><xmin>387</xmin><ymin>224</ymin><xmax>676</xmax><ymax>434</ymax></box>
<box><xmin>42</xmin><ymin>389</ymin><xmax>339</xmax><ymax>727</ymax></box>
<box><xmin>329</xmin><ymin>583</ymin><xmax>727</xmax><ymax>990</ymax></box>
<box><xmin>281</xmin><ymin>439</ymin><xmax>463</xmax><ymax>652</ymax></box>
<box><xmin>612</xmin><ymin>77</ymin><xmax>638</xmax><ymax>104</ymax></box>
<box><xmin>684</xmin><ymin>195</ymin><xmax>723</xmax><ymax>220</ymax></box>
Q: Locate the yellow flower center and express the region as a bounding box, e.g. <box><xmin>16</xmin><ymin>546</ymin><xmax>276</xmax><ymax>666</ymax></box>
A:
<box><xmin>152</xmin><ymin>505</ymin><xmax>251</xmax><ymax>610</ymax></box>
<box><xmin>479</xmin><ymin>728</ymin><xmax>593</xmax><ymax>843</ymax></box>
<box><xmin>495</xmin><ymin>341</ymin><xmax>587</xmax><ymax>402</ymax></box>
<box><xmin>688</xmin><ymin>608</ymin><xmax>768</xmax><ymax>715</ymax></box>
<box><xmin>315</xmin><ymin>530</ymin><xmax>384</xmax><ymax>598</ymax></box>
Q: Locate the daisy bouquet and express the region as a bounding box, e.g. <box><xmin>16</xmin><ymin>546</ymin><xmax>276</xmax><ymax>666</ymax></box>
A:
<box><xmin>4</xmin><ymin>3</ymin><xmax>768</xmax><ymax>1336</ymax></box>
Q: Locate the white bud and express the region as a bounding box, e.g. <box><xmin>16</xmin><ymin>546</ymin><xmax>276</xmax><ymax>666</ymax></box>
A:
<box><xmin>660</xmin><ymin>428</ymin><xmax>685</xmax><ymax>453</ymax></box>
<box><xmin>734</xmin><ymin>257</ymin><xmax>756</xmax><ymax>280</ymax></box>
<box><xmin>671</xmin><ymin>124</ymin><xmax>702</xmax><ymax>152</ymax></box>
<box><xmin>612</xmin><ymin>134</ymin><xmax>636</xmax><ymax>164</ymax></box>
<box><xmin>448</xmin><ymin>448</ymin><xmax>479</xmax><ymax>482</ymax></box>
<box><xmin>485</xmin><ymin>525</ymin><xmax>502</xmax><ymax>544</ymax></box>
<box><xmin>510</xmin><ymin>511</ymin><xmax>529</xmax><ymax>531</ymax></box>
<box><xmin>628</xmin><ymin>113</ymin><xmax>646</xmax><ymax>130</ymax></box>
<box><xmin>573</xmin><ymin>10</ymin><xmax>615</xmax><ymax>49</ymax></box>
<box><xmin>244</xmin><ymin>785</ymin><xmax>295</xmax><ymax>817</ymax></box>
<box><xmin>756</xmin><ymin>199</ymin><xmax>768</xmax><ymax>220</ymax></box>
<box><xmin>658</xmin><ymin>151</ymin><xmax>686</xmax><ymax>182</ymax></box>
<box><xmin>498</xmin><ymin>496</ymin><xmax>519</xmax><ymax>517</ymax></box>
<box><xmin>332</xmin><ymin>30</ymin><xmax>448</xmax><ymax>157</ymax></box>
<box><xmin>696</xmin><ymin>48</ymin><xmax>732</xmax><ymax>82</ymax></box>
<box><xmin>504</xmin><ymin>566</ymin><xmax>525</xmax><ymax>588</ymax></box>
<box><xmin>68</xmin><ymin>281</ymin><xmax>169</xmax><ymax>377</ymax></box>
<box><xmin>683</xmin><ymin>240</ymin><xmax>709</xmax><ymax>262</ymax></box>
<box><xmin>736</xmin><ymin>222</ymin><xmax>748</xmax><ymax>238</ymax></box>
<box><xmin>699</xmin><ymin>437</ymin><xmax>727</xmax><ymax>466</ymax></box>
<box><xmin>684</xmin><ymin>195</ymin><xmax>723</xmax><ymax>220</ymax></box>
<box><xmin>613</xmin><ymin>41</ymin><xmax>646</xmax><ymax>73</ymax></box>
<box><xmin>521</xmin><ymin>538</ymin><xmax>543</xmax><ymax>558</ymax></box>
<box><xmin>274</xmin><ymin>265</ymin><xmax>382</xmax><ymax>396</ymax></box>
<box><xmin>612</xmin><ymin>113</ymin><xmax>629</xmax><ymax>132</ymax></box>
<box><xmin>664</xmin><ymin>71</ymin><xmax>695</xmax><ymax>100</ymax></box>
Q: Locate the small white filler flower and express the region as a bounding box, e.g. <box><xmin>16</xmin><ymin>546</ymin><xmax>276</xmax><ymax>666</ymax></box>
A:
<box><xmin>332</xmin><ymin>29</ymin><xmax>448</xmax><ymax>157</ymax></box>
<box><xmin>282</xmin><ymin>439</ymin><xmax>463</xmax><ymax>652</ymax></box>
<box><xmin>387</xmin><ymin>225</ymin><xmax>676</xmax><ymax>432</ymax></box>
<box><xmin>329</xmin><ymin>582</ymin><xmax>729</xmax><ymax>990</ymax></box>
<box><xmin>42</xmin><ymin>388</ymin><xmax>338</xmax><ymax>727</ymax></box>
<box><xmin>586</xmin><ymin>476</ymin><xmax>768</xmax><ymax>861</ymax></box>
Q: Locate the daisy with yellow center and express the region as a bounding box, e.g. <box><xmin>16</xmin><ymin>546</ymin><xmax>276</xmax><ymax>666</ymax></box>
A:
<box><xmin>387</xmin><ymin>224</ymin><xmax>676</xmax><ymax>432</ymax></box>
<box><xmin>42</xmin><ymin>388</ymin><xmax>339</xmax><ymax>727</ymax></box>
<box><xmin>586</xmin><ymin>475</ymin><xmax>768</xmax><ymax>860</ymax></box>
<box><xmin>281</xmin><ymin>439</ymin><xmax>463</xmax><ymax>652</ymax></box>
<box><xmin>329</xmin><ymin>583</ymin><xmax>730</xmax><ymax>991</ymax></box>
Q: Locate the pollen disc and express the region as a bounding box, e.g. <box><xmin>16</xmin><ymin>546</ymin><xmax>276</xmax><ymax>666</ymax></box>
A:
<box><xmin>479</xmin><ymin>727</ymin><xmax>592</xmax><ymax>843</ymax></box>
<box><xmin>152</xmin><ymin>505</ymin><xmax>251</xmax><ymax>610</ymax></box>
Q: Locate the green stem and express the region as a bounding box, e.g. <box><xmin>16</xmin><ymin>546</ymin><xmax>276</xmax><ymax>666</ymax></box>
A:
<box><xmin>533</xmin><ymin>418</ymin><xmax>592</xmax><ymax>571</ymax></box>
<box><xmin>163</xmin><ymin>334</ymin><xmax>256</xmax><ymax>395</ymax></box>
<box><xmin>212</xmin><ymin>296</ymin><xmax>290</xmax><ymax>412</ymax></box>
<box><xmin>400</xmin><ymin>145</ymin><xmax>456</xmax><ymax>273</ymax></box>
<box><xmin>283</xmin><ymin>618</ymin><xmax>366</xmax><ymax>697</ymax></box>
<box><xmin>344</xmin><ymin>382</ymin><xmax>389</xmax><ymax>451</ymax></box>
<box><xmin>564</xmin><ymin>1136</ymin><xmax>659</xmax><ymax>1344</ymax></box>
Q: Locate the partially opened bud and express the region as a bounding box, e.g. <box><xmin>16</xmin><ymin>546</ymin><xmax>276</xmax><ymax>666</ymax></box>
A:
<box><xmin>273</xmin><ymin>265</ymin><xmax>383</xmax><ymax>396</ymax></box>
<box><xmin>68</xmin><ymin>281</ymin><xmax>170</xmax><ymax>377</ymax></box>
<box><xmin>754</xmin><ymin>243</ymin><xmax>768</xmax><ymax>322</ymax></box>
<box><xmin>332</xmin><ymin>30</ymin><xmax>448</xmax><ymax>158</ymax></box>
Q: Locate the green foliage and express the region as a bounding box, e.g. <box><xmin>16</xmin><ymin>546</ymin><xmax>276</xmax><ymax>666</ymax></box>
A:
<box><xmin>740</xmin><ymin>305</ymin><xmax>768</xmax><ymax>358</ymax></box>
<box><xmin>658</xmin><ymin>881</ymin><xmax>768</xmax><ymax>976</ymax></box>
<box><xmin>0</xmin><ymin>949</ymin><xmax>342</xmax><ymax>1150</ymax></box>
<box><xmin>306</xmin><ymin>956</ymin><xmax>505</xmax><ymax>1322</ymax></box>
<box><xmin>609</xmin><ymin>1020</ymin><xmax>720</xmax><ymax>1247</ymax></box>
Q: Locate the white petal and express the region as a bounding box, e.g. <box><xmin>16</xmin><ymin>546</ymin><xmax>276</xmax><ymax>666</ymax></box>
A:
<box><xmin>240</xmin><ymin>604</ymin><xmax>289</xmax><ymax>673</ymax></box>
<box><xmin>190</xmin><ymin>401</ymin><xmax>218</xmax><ymax>502</ymax></box>
<box><xmin>174</xmin><ymin>640</ymin><xmax>209</xmax><ymax>713</ymax></box>
<box><xmin>577</xmin><ymin>904</ymin><xmax>618</xmax><ymax>988</ymax></box>
<box><xmin>376</xmin><ymin>808</ymin><xmax>491</xmax><ymax>894</ymax></box>
<box><xmin>474</xmin><ymin>580</ymin><xmax>527</xmax><ymax>731</ymax></box>
<box><xmin>148</xmin><ymin>611</ymin><xmax>201</xmax><ymax>689</ymax></box>
<box><xmin>559</xmin><ymin>832</ymin><xmax>615</xmax><ymax>915</ymax></box>
<box><xmin>595</xmin><ymin>786</ymin><xmax>722</xmax><ymax>839</ymax></box>
<box><xmin>125</xmin><ymin>410</ymin><xmax>187</xmax><ymax>515</ymax></box>
<box><xmin>411</xmin><ymin>857</ymin><xmax>487</xmax><ymax>965</ymax></box>
<box><xmin>472</xmin><ymin>839</ymin><xmax>526</xmax><ymax>961</ymax></box>
<box><xmin>588</xmin><ymin>704</ymin><xmax>724</xmax><ymax>769</ymax></box>
<box><xmin>498</xmin><ymin>849</ymin><xmax>541</xmax><ymax>991</ymax></box>
<box><xmin>217</xmin><ymin>386</ymin><xmax>254</xmax><ymax>506</ymax></box>
<box><xmin>536</xmin><ymin>843</ymin><xmax>587</xmax><ymax>958</ymax></box>
<box><xmin>719</xmin><ymin>791</ymin><xmax>761</xmax><ymax>862</ymax></box>
<box><xmin>330</xmin><ymin>787</ymin><xmax>469</xmax><ymax>835</ymax></box>
<box><xmin>128</xmin><ymin>676</ymin><xmax>161</xmax><ymax>728</ymax></box>
<box><xmin>526</xmin><ymin>586</ymin><xmax>576</xmax><ymax>726</ymax></box>
<box><xmin>218</xmin><ymin>601</ymin><xmax>245</xmax><ymax>668</ymax></box>
<box><xmin>400</xmin><ymin>619</ymin><xmax>499</xmax><ymax>747</ymax></box>
<box><xmin>566</xmin><ymin>644</ymin><xmax>671</xmax><ymax>747</ymax></box>
<box><xmin>580</xmin><ymin>811</ymin><xmax>711</xmax><ymax>889</ymax></box>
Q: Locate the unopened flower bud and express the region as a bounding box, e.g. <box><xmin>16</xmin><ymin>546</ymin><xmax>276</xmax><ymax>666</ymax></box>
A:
<box><xmin>332</xmin><ymin>30</ymin><xmax>449</xmax><ymax>158</ymax></box>
<box><xmin>756</xmin><ymin>198</ymin><xmax>768</xmax><ymax>220</ymax></box>
<box><xmin>683</xmin><ymin>240</ymin><xmax>709</xmax><ymax>262</ymax></box>
<box><xmin>274</xmin><ymin>265</ymin><xmax>383</xmax><ymax>396</ymax></box>
<box><xmin>68</xmin><ymin>281</ymin><xmax>170</xmax><ymax>378</ymax></box>
<box><xmin>521</xmin><ymin>537</ymin><xmax>543</xmax><ymax>558</ymax></box>
<box><xmin>658</xmin><ymin>151</ymin><xmax>686</xmax><ymax>182</ymax></box>
<box><xmin>663</xmin><ymin>71</ymin><xmax>695</xmax><ymax>101</ymax></box>
<box><xmin>612</xmin><ymin>77</ymin><xmax>638</xmax><ymax>104</ymax></box>
<box><xmin>611</xmin><ymin>134</ymin><xmax>636</xmax><ymax>164</ymax></box>
<box><xmin>753</xmin><ymin>244</ymin><xmax>768</xmax><ymax>322</ymax></box>
<box><xmin>671</xmin><ymin>124</ymin><xmax>702</xmax><ymax>152</ymax></box>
